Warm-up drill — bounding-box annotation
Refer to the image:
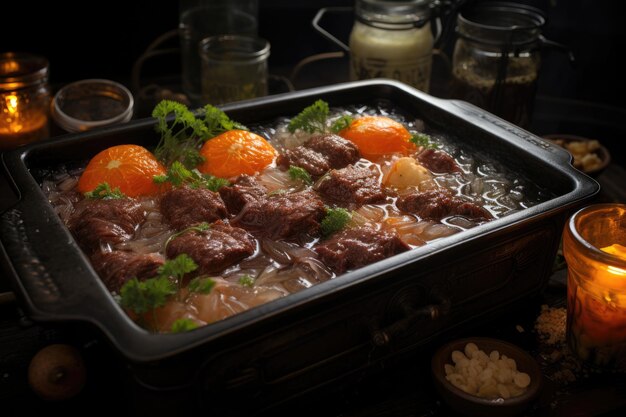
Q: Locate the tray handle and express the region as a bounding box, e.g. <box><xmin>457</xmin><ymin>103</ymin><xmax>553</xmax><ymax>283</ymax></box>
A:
<box><xmin>0</xmin><ymin>154</ymin><xmax>124</xmax><ymax>327</ymax></box>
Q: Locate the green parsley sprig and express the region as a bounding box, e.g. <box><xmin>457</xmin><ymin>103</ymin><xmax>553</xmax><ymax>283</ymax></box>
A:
<box><xmin>84</xmin><ymin>182</ymin><xmax>126</xmax><ymax>199</ymax></box>
<box><xmin>152</xmin><ymin>100</ymin><xmax>247</xmax><ymax>169</ymax></box>
<box><xmin>288</xmin><ymin>165</ymin><xmax>313</xmax><ymax>185</ymax></box>
<box><xmin>120</xmin><ymin>276</ymin><xmax>176</xmax><ymax>315</ymax></box>
<box><xmin>171</xmin><ymin>318</ymin><xmax>199</xmax><ymax>333</ymax></box>
<box><xmin>238</xmin><ymin>274</ymin><xmax>255</xmax><ymax>287</ymax></box>
<box><xmin>410</xmin><ymin>132</ymin><xmax>438</xmax><ymax>149</ymax></box>
<box><xmin>153</xmin><ymin>161</ymin><xmax>230</xmax><ymax>191</ymax></box>
<box><xmin>321</xmin><ymin>207</ymin><xmax>352</xmax><ymax>236</ymax></box>
<box><xmin>188</xmin><ymin>276</ymin><xmax>216</xmax><ymax>294</ymax></box>
<box><xmin>287</xmin><ymin>100</ymin><xmax>353</xmax><ymax>135</ymax></box>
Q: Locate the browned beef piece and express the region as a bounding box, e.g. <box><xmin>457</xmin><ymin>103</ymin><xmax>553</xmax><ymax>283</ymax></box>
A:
<box><xmin>166</xmin><ymin>220</ymin><xmax>256</xmax><ymax>275</ymax></box>
<box><xmin>314</xmin><ymin>226</ymin><xmax>410</xmax><ymax>274</ymax></box>
<box><xmin>234</xmin><ymin>190</ymin><xmax>326</xmax><ymax>239</ymax></box>
<box><xmin>69</xmin><ymin>198</ymin><xmax>144</xmax><ymax>253</ymax></box>
<box><xmin>277</xmin><ymin>134</ymin><xmax>360</xmax><ymax>176</ymax></box>
<box><xmin>219</xmin><ymin>175</ymin><xmax>267</xmax><ymax>216</ymax></box>
<box><xmin>396</xmin><ymin>189</ymin><xmax>492</xmax><ymax>221</ymax></box>
<box><xmin>90</xmin><ymin>251</ymin><xmax>164</xmax><ymax>292</ymax></box>
<box><xmin>160</xmin><ymin>186</ymin><xmax>228</xmax><ymax>230</ymax></box>
<box><xmin>277</xmin><ymin>146</ymin><xmax>331</xmax><ymax>177</ymax></box>
<box><xmin>417</xmin><ymin>149</ymin><xmax>461</xmax><ymax>173</ymax></box>
<box><xmin>305</xmin><ymin>134</ymin><xmax>360</xmax><ymax>168</ymax></box>
<box><xmin>316</xmin><ymin>165</ymin><xmax>385</xmax><ymax>207</ymax></box>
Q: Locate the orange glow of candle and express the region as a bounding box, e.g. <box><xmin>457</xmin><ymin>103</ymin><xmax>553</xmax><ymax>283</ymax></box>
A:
<box><xmin>0</xmin><ymin>53</ymin><xmax>50</xmax><ymax>151</ymax></box>
<box><xmin>563</xmin><ymin>204</ymin><xmax>626</xmax><ymax>369</ymax></box>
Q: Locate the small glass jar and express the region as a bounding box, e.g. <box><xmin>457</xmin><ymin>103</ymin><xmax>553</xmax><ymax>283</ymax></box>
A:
<box><xmin>449</xmin><ymin>2</ymin><xmax>544</xmax><ymax>128</ymax></box>
<box><xmin>0</xmin><ymin>53</ymin><xmax>50</xmax><ymax>151</ymax></box>
<box><xmin>349</xmin><ymin>0</ymin><xmax>434</xmax><ymax>92</ymax></box>
<box><xmin>51</xmin><ymin>79</ymin><xmax>134</xmax><ymax>133</ymax></box>
<box><xmin>199</xmin><ymin>35</ymin><xmax>270</xmax><ymax>105</ymax></box>
<box><xmin>563</xmin><ymin>204</ymin><xmax>626</xmax><ymax>370</ymax></box>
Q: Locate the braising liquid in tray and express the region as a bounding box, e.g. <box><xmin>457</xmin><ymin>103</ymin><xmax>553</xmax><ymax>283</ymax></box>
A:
<box><xmin>42</xmin><ymin>101</ymin><xmax>552</xmax><ymax>332</ymax></box>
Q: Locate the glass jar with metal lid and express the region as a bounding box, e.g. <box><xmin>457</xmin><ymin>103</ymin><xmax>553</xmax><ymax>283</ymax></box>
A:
<box><xmin>349</xmin><ymin>0</ymin><xmax>436</xmax><ymax>92</ymax></box>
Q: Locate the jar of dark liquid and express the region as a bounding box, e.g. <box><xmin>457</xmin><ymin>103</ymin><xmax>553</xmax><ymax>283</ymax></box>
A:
<box><xmin>449</xmin><ymin>2</ymin><xmax>546</xmax><ymax>128</ymax></box>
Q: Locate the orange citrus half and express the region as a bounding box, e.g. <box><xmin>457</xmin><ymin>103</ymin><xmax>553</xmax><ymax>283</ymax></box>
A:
<box><xmin>198</xmin><ymin>129</ymin><xmax>277</xmax><ymax>178</ymax></box>
<box><xmin>339</xmin><ymin>115</ymin><xmax>416</xmax><ymax>160</ymax></box>
<box><xmin>77</xmin><ymin>144</ymin><xmax>166</xmax><ymax>197</ymax></box>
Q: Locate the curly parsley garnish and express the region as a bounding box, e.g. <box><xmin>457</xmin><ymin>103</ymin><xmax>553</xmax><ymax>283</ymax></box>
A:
<box><xmin>238</xmin><ymin>274</ymin><xmax>255</xmax><ymax>288</ymax></box>
<box><xmin>119</xmin><ymin>254</ymin><xmax>200</xmax><ymax>331</ymax></box>
<box><xmin>120</xmin><ymin>276</ymin><xmax>176</xmax><ymax>315</ymax></box>
<box><xmin>153</xmin><ymin>161</ymin><xmax>229</xmax><ymax>191</ymax></box>
<box><xmin>288</xmin><ymin>165</ymin><xmax>313</xmax><ymax>185</ymax></box>
<box><xmin>410</xmin><ymin>132</ymin><xmax>438</xmax><ymax>149</ymax></box>
<box><xmin>287</xmin><ymin>100</ymin><xmax>354</xmax><ymax>135</ymax></box>
<box><xmin>171</xmin><ymin>318</ymin><xmax>199</xmax><ymax>333</ymax></box>
<box><xmin>152</xmin><ymin>100</ymin><xmax>247</xmax><ymax>169</ymax></box>
<box><xmin>321</xmin><ymin>207</ymin><xmax>352</xmax><ymax>236</ymax></box>
<box><xmin>84</xmin><ymin>182</ymin><xmax>125</xmax><ymax>199</ymax></box>
<box><xmin>188</xmin><ymin>276</ymin><xmax>216</xmax><ymax>294</ymax></box>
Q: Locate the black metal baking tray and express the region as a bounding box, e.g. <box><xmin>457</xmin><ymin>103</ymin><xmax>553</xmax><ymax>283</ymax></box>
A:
<box><xmin>0</xmin><ymin>79</ymin><xmax>598</xmax><ymax>413</ymax></box>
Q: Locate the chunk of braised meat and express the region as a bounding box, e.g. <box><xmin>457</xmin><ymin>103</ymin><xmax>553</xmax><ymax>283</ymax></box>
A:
<box><xmin>234</xmin><ymin>190</ymin><xmax>326</xmax><ymax>239</ymax></box>
<box><xmin>277</xmin><ymin>134</ymin><xmax>360</xmax><ymax>176</ymax></box>
<box><xmin>316</xmin><ymin>165</ymin><xmax>385</xmax><ymax>207</ymax></box>
<box><xmin>306</xmin><ymin>134</ymin><xmax>361</xmax><ymax>168</ymax></box>
<box><xmin>314</xmin><ymin>226</ymin><xmax>410</xmax><ymax>274</ymax></box>
<box><xmin>166</xmin><ymin>220</ymin><xmax>256</xmax><ymax>275</ymax></box>
<box><xmin>160</xmin><ymin>186</ymin><xmax>228</xmax><ymax>230</ymax></box>
<box><xmin>219</xmin><ymin>175</ymin><xmax>267</xmax><ymax>216</ymax></box>
<box><xmin>417</xmin><ymin>149</ymin><xmax>461</xmax><ymax>174</ymax></box>
<box><xmin>90</xmin><ymin>251</ymin><xmax>164</xmax><ymax>293</ymax></box>
<box><xmin>277</xmin><ymin>146</ymin><xmax>330</xmax><ymax>177</ymax></box>
<box><xmin>68</xmin><ymin>198</ymin><xmax>145</xmax><ymax>253</ymax></box>
<box><xmin>396</xmin><ymin>189</ymin><xmax>492</xmax><ymax>221</ymax></box>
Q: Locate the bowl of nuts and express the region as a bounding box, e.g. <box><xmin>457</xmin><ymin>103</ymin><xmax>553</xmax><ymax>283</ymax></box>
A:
<box><xmin>431</xmin><ymin>337</ymin><xmax>543</xmax><ymax>416</ymax></box>
<box><xmin>543</xmin><ymin>134</ymin><xmax>611</xmax><ymax>177</ymax></box>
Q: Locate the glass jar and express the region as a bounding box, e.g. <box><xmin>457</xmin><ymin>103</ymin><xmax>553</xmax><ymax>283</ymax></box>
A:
<box><xmin>0</xmin><ymin>53</ymin><xmax>50</xmax><ymax>151</ymax></box>
<box><xmin>449</xmin><ymin>2</ymin><xmax>544</xmax><ymax>129</ymax></box>
<box><xmin>349</xmin><ymin>0</ymin><xmax>434</xmax><ymax>92</ymax></box>
<box><xmin>51</xmin><ymin>79</ymin><xmax>134</xmax><ymax>133</ymax></box>
<box><xmin>563</xmin><ymin>204</ymin><xmax>626</xmax><ymax>370</ymax></box>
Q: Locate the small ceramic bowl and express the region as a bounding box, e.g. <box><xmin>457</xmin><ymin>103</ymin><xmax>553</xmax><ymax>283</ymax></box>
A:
<box><xmin>431</xmin><ymin>337</ymin><xmax>543</xmax><ymax>417</ymax></box>
<box><xmin>543</xmin><ymin>134</ymin><xmax>610</xmax><ymax>177</ymax></box>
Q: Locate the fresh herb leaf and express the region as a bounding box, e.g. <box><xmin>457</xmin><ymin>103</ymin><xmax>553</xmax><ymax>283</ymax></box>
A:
<box><xmin>152</xmin><ymin>100</ymin><xmax>204</xmax><ymax>169</ymax></box>
<box><xmin>120</xmin><ymin>276</ymin><xmax>176</xmax><ymax>314</ymax></box>
<box><xmin>288</xmin><ymin>99</ymin><xmax>330</xmax><ymax>134</ymax></box>
<box><xmin>321</xmin><ymin>207</ymin><xmax>352</xmax><ymax>236</ymax></box>
<box><xmin>202</xmin><ymin>105</ymin><xmax>248</xmax><ymax>138</ymax></box>
<box><xmin>189</xmin><ymin>277</ymin><xmax>216</xmax><ymax>294</ymax></box>
<box><xmin>171</xmin><ymin>318</ymin><xmax>199</xmax><ymax>333</ymax></box>
<box><xmin>330</xmin><ymin>115</ymin><xmax>354</xmax><ymax>133</ymax></box>
<box><xmin>238</xmin><ymin>274</ymin><xmax>255</xmax><ymax>287</ymax></box>
<box><xmin>154</xmin><ymin>161</ymin><xmax>230</xmax><ymax>191</ymax></box>
<box><xmin>410</xmin><ymin>133</ymin><xmax>437</xmax><ymax>149</ymax></box>
<box><xmin>288</xmin><ymin>165</ymin><xmax>313</xmax><ymax>185</ymax></box>
<box><xmin>151</xmin><ymin>100</ymin><xmax>246</xmax><ymax>169</ymax></box>
<box><xmin>84</xmin><ymin>182</ymin><xmax>125</xmax><ymax>199</ymax></box>
<box><xmin>158</xmin><ymin>254</ymin><xmax>198</xmax><ymax>283</ymax></box>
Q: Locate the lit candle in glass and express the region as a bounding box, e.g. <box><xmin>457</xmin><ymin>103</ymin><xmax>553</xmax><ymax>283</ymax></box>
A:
<box><xmin>563</xmin><ymin>204</ymin><xmax>626</xmax><ymax>369</ymax></box>
<box><xmin>0</xmin><ymin>53</ymin><xmax>50</xmax><ymax>151</ymax></box>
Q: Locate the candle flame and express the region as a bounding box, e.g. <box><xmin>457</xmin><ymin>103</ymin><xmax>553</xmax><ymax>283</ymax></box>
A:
<box><xmin>5</xmin><ymin>94</ymin><xmax>19</xmax><ymax>114</ymax></box>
